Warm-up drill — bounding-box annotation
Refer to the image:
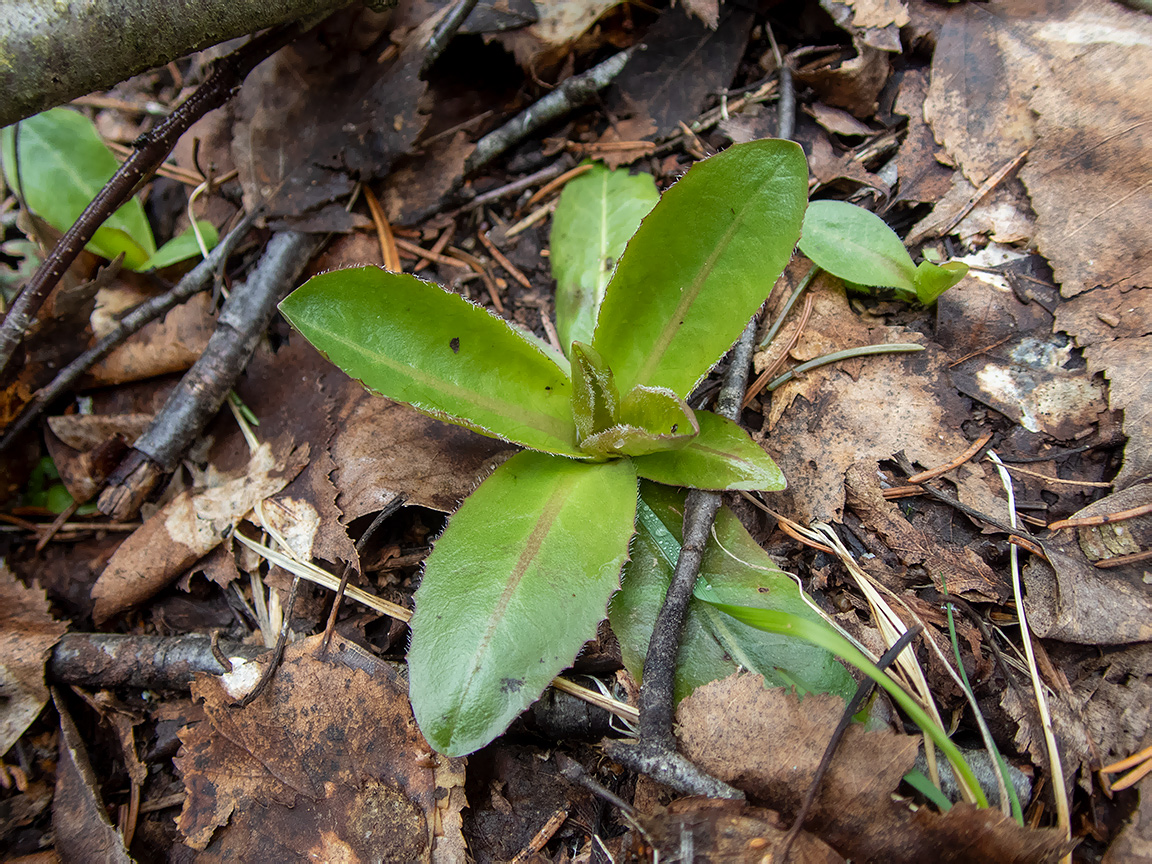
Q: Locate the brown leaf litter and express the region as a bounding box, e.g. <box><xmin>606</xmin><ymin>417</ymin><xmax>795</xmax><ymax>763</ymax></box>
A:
<box><xmin>175</xmin><ymin>633</ymin><xmax>465</xmax><ymax>861</ymax></box>
<box><xmin>677</xmin><ymin>674</ymin><xmax>1073</xmax><ymax>863</ymax></box>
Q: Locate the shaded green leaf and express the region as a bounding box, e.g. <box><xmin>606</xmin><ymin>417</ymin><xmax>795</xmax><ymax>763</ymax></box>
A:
<box><xmin>408</xmin><ymin>451</ymin><xmax>638</xmax><ymax>755</ymax></box>
<box><xmin>630</xmin><ymin>410</ymin><xmax>785</xmax><ymax>490</ymax></box>
<box><xmin>914</xmin><ymin>259</ymin><xmax>968</xmax><ymax>304</ymax></box>
<box><xmin>142</xmin><ymin>221</ymin><xmax>219</xmax><ymax>270</ymax></box>
<box><xmin>551</xmin><ymin>164</ymin><xmax>659</xmax><ymax>353</ymax></box>
<box><xmin>593</xmin><ymin>140</ymin><xmax>808</xmax><ymax>399</ymax></box>
<box><xmin>609</xmin><ymin>483</ymin><xmax>855</xmax><ymax>704</ymax></box>
<box><xmin>1</xmin><ymin>107</ymin><xmax>155</xmax><ymax>268</ymax></box>
<box><xmin>570</xmin><ymin>341</ymin><xmax>619</xmax><ymax>442</ymax></box>
<box><xmin>798</xmin><ymin>200</ymin><xmax>917</xmax><ymax>292</ymax></box>
<box><xmin>280</xmin><ymin>267</ymin><xmax>582</xmax><ymax>456</ymax></box>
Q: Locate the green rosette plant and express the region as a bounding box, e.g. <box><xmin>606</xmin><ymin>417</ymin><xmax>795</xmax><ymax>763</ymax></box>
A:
<box><xmin>280</xmin><ymin>139</ymin><xmax>813</xmax><ymax>756</ymax></box>
<box><xmin>799</xmin><ymin>199</ymin><xmax>968</xmax><ymax>304</ymax></box>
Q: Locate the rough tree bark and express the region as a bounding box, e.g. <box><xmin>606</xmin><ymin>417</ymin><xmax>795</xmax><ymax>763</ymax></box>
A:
<box><xmin>0</xmin><ymin>0</ymin><xmax>359</xmax><ymax>127</ymax></box>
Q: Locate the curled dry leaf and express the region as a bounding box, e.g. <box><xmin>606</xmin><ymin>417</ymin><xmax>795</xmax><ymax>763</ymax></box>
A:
<box><xmin>676</xmin><ymin>674</ymin><xmax>1073</xmax><ymax>863</ymax></box>
<box><xmin>1023</xmin><ymin>535</ymin><xmax>1152</xmax><ymax>645</ymax></box>
<box><xmin>90</xmin><ymin>440</ymin><xmax>308</xmax><ymax>624</ymax></box>
<box><xmin>52</xmin><ymin>691</ymin><xmax>133</xmax><ymax>864</ymax></box>
<box><xmin>0</xmin><ymin>565</ymin><xmax>67</xmax><ymax>757</ymax></box>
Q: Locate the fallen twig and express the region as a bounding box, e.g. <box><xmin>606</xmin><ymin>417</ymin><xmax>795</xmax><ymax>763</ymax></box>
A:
<box><xmin>48</xmin><ymin>633</ymin><xmax>265</xmax><ymax>691</ymax></box>
<box><xmin>466</xmin><ymin>47</ymin><xmax>637</xmax><ymax>173</ymax></box>
<box><xmin>421</xmin><ymin>0</ymin><xmax>480</xmax><ymax>76</ymax></box>
<box><xmin>0</xmin><ymin>24</ymin><xmax>301</xmax><ymax>378</ymax></box>
<box><xmin>98</xmin><ymin>230</ymin><xmax>320</xmax><ymax>520</ymax></box>
<box><xmin>0</xmin><ymin>211</ymin><xmax>259</xmax><ymax>453</ymax></box>
<box><xmin>603</xmin><ymin>319</ymin><xmax>760</xmax><ymax>800</ymax></box>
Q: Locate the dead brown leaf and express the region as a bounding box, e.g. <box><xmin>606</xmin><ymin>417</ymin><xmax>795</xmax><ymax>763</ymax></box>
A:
<box><xmin>1085</xmin><ymin>336</ymin><xmax>1152</xmax><ymax>489</ymax></box>
<box><xmin>382</xmin><ymin>130</ymin><xmax>476</xmax><ymax>226</ymax></box>
<box><xmin>175</xmin><ymin>634</ymin><xmax>451</xmax><ymax>861</ymax></box>
<box><xmin>1056</xmin><ymin>285</ymin><xmax>1152</xmax><ymax>347</ymax></box>
<box><xmin>329</xmin><ymin>389</ymin><xmax>513</xmax><ymax>520</ymax></box>
<box><xmin>795</xmin><ymin>40</ymin><xmax>892</xmax><ymax>120</ymax></box>
<box><xmin>677</xmin><ymin>674</ymin><xmax>1071</xmax><ymax>862</ymax></box>
<box><xmin>47</xmin><ymin>413</ymin><xmax>152</xmax><ymax>450</ymax></box>
<box><xmin>1024</xmin><ymin>534</ymin><xmax>1152</xmax><ymax>645</ymax></box>
<box><xmin>0</xmin><ymin>565</ymin><xmax>67</xmax><ymax>757</ymax></box>
<box><xmin>90</xmin><ymin>439</ymin><xmax>308</xmax><ymax>623</ymax></box>
<box><xmin>605</xmin><ymin>4</ymin><xmax>754</xmax><ymax>140</ymax></box>
<box><xmin>891</xmin><ymin>67</ymin><xmax>956</xmax><ymax>206</ymax></box>
<box><xmin>233</xmin><ymin>6</ymin><xmax>436</xmax><ymax>225</ymax></box>
<box><xmin>845</xmin><ymin>462</ymin><xmax>1007</xmax><ymax>601</ymax></box>
<box><xmin>754</xmin><ymin>277</ymin><xmax>976</xmax><ymax>523</ymax></box>
<box><xmin>86</xmin><ymin>290</ymin><xmax>214</xmax><ymax>385</ymax></box>
<box><xmin>493</xmin><ymin>0</ymin><xmax>628</xmax><ymax>69</ymax></box>
<box><xmin>52</xmin><ymin>691</ymin><xmax>133</xmax><ymax>864</ymax></box>
<box><xmin>630</xmin><ymin>797</ymin><xmax>844</xmax><ymax>862</ymax></box>
<box><xmin>923</xmin><ymin>0</ymin><xmax>1152</xmax><ymax>297</ymax></box>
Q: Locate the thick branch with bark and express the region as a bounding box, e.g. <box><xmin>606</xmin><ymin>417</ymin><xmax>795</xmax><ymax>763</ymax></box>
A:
<box><xmin>0</xmin><ymin>0</ymin><xmax>351</xmax><ymax>128</ymax></box>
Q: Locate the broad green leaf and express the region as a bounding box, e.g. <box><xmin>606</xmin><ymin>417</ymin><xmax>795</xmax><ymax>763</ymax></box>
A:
<box><xmin>798</xmin><ymin>200</ymin><xmax>917</xmax><ymax>292</ymax></box>
<box><xmin>142</xmin><ymin>221</ymin><xmax>219</xmax><ymax>270</ymax></box>
<box><xmin>281</xmin><ymin>268</ymin><xmax>583</xmax><ymax>456</ymax></box>
<box><xmin>592</xmin><ymin>140</ymin><xmax>808</xmax><ymax>398</ymax></box>
<box><xmin>914</xmin><ymin>259</ymin><xmax>968</xmax><ymax>305</ymax></box>
<box><xmin>579</xmin><ymin>385</ymin><xmax>699</xmax><ymax>458</ymax></box>
<box><xmin>570</xmin><ymin>341</ymin><xmax>619</xmax><ymax>441</ymax></box>
<box><xmin>408</xmin><ymin>451</ymin><xmax>638</xmax><ymax>755</ymax></box>
<box><xmin>630</xmin><ymin>410</ymin><xmax>785</xmax><ymax>490</ymax></box>
<box><xmin>618</xmin><ymin>384</ymin><xmax>696</xmax><ymax>436</ymax></box>
<box><xmin>1</xmin><ymin>108</ymin><xmax>155</xmax><ymax>269</ymax></box>
<box><xmin>551</xmin><ymin>164</ymin><xmax>659</xmax><ymax>353</ymax></box>
<box><xmin>609</xmin><ymin>483</ymin><xmax>855</xmax><ymax>704</ymax></box>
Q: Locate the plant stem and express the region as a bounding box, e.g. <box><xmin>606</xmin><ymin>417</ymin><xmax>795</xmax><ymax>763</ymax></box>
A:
<box><xmin>420</xmin><ymin>0</ymin><xmax>480</xmax><ymax>76</ymax></box>
<box><xmin>765</xmin><ymin>342</ymin><xmax>925</xmax><ymax>391</ymax></box>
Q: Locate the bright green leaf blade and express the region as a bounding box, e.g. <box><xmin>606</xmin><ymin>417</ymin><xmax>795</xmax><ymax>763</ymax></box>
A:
<box><xmin>798</xmin><ymin>200</ymin><xmax>917</xmax><ymax>292</ymax></box>
<box><xmin>609</xmin><ymin>482</ymin><xmax>855</xmax><ymax>704</ymax></box>
<box><xmin>551</xmin><ymin>164</ymin><xmax>659</xmax><ymax>354</ymax></box>
<box><xmin>579</xmin><ymin>384</ymin><xmax>699</xmax><ymax>458</ymax></box>
<box><xmin>914</xmin><ymin>260</ymin><xmax>968</xmax><ymax>305</ymax></box>
<box><xmin>571</xmin><ymin>341</ymin><xmax>620</xmax><ymax>441</ymax></box>
<box><xmin>408</xmin><ymin>451</ymin><xmax>638</xmax><ymax>755</ymax></box>
<box><xmin>143</xmin><ymin>221</ymin><xmax>219</xmax><ymax>270</ymax></box>
<box><xmin>280</xmin><ymin>267</ymin><xmax>582</xmax><ymax>456</ymax></box>
<box><xmin>630</xmin><ymin>410</ymin><xmax>785</xmax><ymax>490</ymax></box>
<box><xmin>592</xmin><ymin>140</ymin><xmax>808</xmax><ymax>398</ymax></box>
<box><xmin>1</xmin><ymin>107</ymin><xmax>156</xmax><ymax>267</ymax></box>
<box><xmin>618</xmin><ymin>384</ymin><xmax>696</xmax><ymax>437</ymax></box>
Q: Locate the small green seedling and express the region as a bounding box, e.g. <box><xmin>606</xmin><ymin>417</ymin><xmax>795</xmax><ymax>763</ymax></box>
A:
<box><xmin>798</xmin><ymin>199</ymin><xmax>968</xmax><ymax>304</ymax></box>
<box><xmin>280</xmin><ymin>139</ymin><xmax>845</xmax><ymax>756</ymax></box>
<box><xmin>1</xmin><ymin>107</ymin><xmax>217</xmax><ymax>271</ymax></box>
